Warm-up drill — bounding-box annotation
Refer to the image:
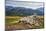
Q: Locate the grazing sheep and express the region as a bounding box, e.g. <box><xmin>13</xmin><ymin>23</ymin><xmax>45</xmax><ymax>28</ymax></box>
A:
<box><xmin>19</xmin><ymin>16</ymin><xmax>34</xmax><ymax>24</ymax></box>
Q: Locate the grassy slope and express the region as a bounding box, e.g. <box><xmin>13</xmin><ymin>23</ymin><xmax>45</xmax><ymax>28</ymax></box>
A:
<box><xmin>5</xmin><ymin>16</ymin><xmax>44</xmax><ymax>29</ymax></box>
<box><xmin>5</xmin><ymin>16</ymin><xmax>23</xmax><ymax>25</ymax></box>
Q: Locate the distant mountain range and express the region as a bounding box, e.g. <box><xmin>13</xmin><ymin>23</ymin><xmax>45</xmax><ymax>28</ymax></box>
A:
<box><xmin>5</xmin><ymin>6</ymin><xmax>44</xmax><ymax>16</ymax></box>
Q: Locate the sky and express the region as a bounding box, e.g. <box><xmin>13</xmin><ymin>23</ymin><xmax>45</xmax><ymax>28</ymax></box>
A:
<box><xmin>5</xmin><ymin>0</ymin><xmax>44</xmax><ymax>9</ymax></box>
<box><xmin>6</xmin><ymin>0</ymin><xmax>44</xmax><ymax>2</ymax></box>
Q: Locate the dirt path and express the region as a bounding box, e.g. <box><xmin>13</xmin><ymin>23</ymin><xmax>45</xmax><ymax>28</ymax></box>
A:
<box><xmin>6</xmin><ymin>23</ymin><xmax>33</xmax><ymax>30</ymax></box>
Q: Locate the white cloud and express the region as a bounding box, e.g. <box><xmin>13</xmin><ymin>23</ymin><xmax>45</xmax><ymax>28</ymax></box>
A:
<box><xmin>6</xmin><ymin>0</ymin><xmax>44</xmax><ymax>2</ymax></box>
<box><xmin>6</xmin><ymin>0</ymin><xmax>44</xmax><ymax>9</ymax></box>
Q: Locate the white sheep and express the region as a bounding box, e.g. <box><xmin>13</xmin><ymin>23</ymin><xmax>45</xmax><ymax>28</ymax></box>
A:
<box><xmin>19</xmin><ymin>16</ymin><xmax>34</xmax><ymax>24</ymax></box>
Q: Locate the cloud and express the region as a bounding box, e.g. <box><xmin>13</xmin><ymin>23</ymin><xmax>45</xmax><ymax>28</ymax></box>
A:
<box><xmin>6</xmin><ymin>0</ymin><xmax>32</xmax><ymax>1</ymax></box>
<box><xmin>5</xmin><ymin>0</ymin><xmax>44</xmax><ymax>9</ymax></box>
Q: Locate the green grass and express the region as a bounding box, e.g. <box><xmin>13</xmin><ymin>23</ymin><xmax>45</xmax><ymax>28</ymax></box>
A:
<box><xmin>5</xmin><ymin>16</ymin><xmax>22</xmax><ymax>25</ymax></box>
<box><xmin>5</xmin><ymin>16</ymin><xmax>44</xmax><ymax>29</ymax></box>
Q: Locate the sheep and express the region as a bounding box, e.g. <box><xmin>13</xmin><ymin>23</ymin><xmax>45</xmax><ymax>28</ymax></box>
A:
<box><xmin>19</xmin><ymin>16</ymin><xmax>34</xmax><ymax>24</ymax></box>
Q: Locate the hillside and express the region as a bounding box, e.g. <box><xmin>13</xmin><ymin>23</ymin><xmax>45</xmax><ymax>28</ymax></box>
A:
<box><xmin>5</xmin><ymin>6</ymin><xmax>44</xmax><ymax>16</ymax></box>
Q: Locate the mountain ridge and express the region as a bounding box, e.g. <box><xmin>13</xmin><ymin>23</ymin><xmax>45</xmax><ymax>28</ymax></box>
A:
<box><xmin>5</xmin><ymin>6</ymin><xmax>44</xmax><ymax>16</ymax></box>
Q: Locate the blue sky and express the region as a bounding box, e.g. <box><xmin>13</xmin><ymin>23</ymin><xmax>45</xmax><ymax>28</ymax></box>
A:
<box><xmin>6</xmin><ymin>0</ymin><xmax>44</xmax><ymax>9</ymax></box>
